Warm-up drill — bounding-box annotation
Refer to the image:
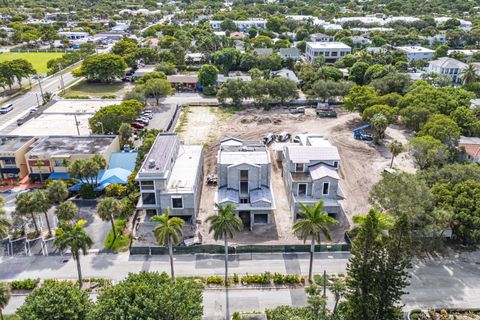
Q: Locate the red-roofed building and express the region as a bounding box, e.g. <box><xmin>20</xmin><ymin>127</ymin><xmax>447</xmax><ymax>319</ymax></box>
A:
<box><xmin>459</xmin><ymin>136</ymin><xmax>480</xmax><ymax>163</ymax></box>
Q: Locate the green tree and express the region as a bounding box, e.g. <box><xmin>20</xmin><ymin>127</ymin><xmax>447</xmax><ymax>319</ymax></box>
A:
<box><xmin>212</xmin><ymin>48</ymin><xmax>241</xmax><ymax>74</ymax></box>
<box><xmin>143</xmin><ymin>78</ymin><xmax>173</xmax><ymax>105</ymax></box>
<box><xmin>344</xmin><ymin>85</ymin><xmax>379</xmax><ymax>113</ymax></box>
<box><xmin>89</xmin><ymin>100</ymin><xmax>142</xmax><ymax>134</ymax></box>
<box><xmin>0</xmin><ymin>197</ymin><xmax>11</xmax><ymax>238</ymax></box>
<box><xmin>216</xmin><ymin>79</ymin><xmax>251</xmax><ymax>105</ymax></box>
<box><xmin>370</xmin><ymin>72</ymin><xmax>412</xmax><ymax>95</ymax></box>
<box><xmin>267</xmin><ymin>77</ymin><xmax>299</xmax><ymax>105</ymax></box>
<box><xmin>16</xmin><ymin>280</ymin><xmax>92</xmax><ymax>320</ymax></box>
<box><xmin>118</xmin><ymin>122</ymin><xmax>132</xmax><ymax>149</ymax></box>
<box><xmin>409</xmin><ymin>136</ymin><xmax>449</xmax><ymax>169</ymax></box>
<box><xmin>292</xmin><ymin>201</ymin><xmax>338</xmax><ymax>283</ymax></box>
<box><xmin>460</xmin><ymin>64</ymin><xmax>479</xmax><ymax>86</ymax></box>
<box><xmin>220</xmin><ymin>19</ymin><xmax>237</xmax><ymax>32</ymax></box>
<box><xmin>90</xmin><ymin>272</ymin><xmax>203</xmax><ymax>320</ymax></box>
<box><xmin>55</xmin><ymin>220</ymin><xmax>93</xmax><ymax>288</ymax></box>
<box><xmin>198</xmin><ymin>64</ymin><xmax>219</xmax><ymax>87</ymax></box>
<box><xmin>371</xmin><ymin>113</ymin><xmax>389</xmax><ymax>144</ymax></box>
<box><xmin>364</xmin><ymin>64</ymin><xmax>388</xmax><ymax>84</ymax></box>
<box><xmin>418</xmin><ymin>114</ymin><xmax>461</xmax><ymax>154</ymax></box>
<box><xmin>47</xmin><ymin>180</ymin><xmax>68</xmax><ymax>204</ymax></box>
<box><xmin>349</xmin><ymin>61</ymin><xmax>369</xmax><ymax>85</ymax></box>
<box><xmin>112</xmin><ymin>37</ymin><xmax>138</xmax><ymax>56</ymax></box>
<box><xmin>388</xmin><ymin>140</ymin><xmax>404</xmax><ymax>168</ymax></box>
<box><xmin>14</xmin><ymin>192</ymin><xmax>39</xmax><ymax>235</ymax></box>
<box><xmin>434</xmin><ymin>45</ymin><xmax>449</xmax><ymax>59</ymax></box>
<box><xmin>96</xmin><ymin>197</ymin><xmax>122</xmax><ymax>241</ymax></box>
<box><xmin>150</xmin><ymin>208</ymin><xmax>185</xmax><ymax>280</ymax></box>
<box><xmin>55</xmin><ymin>200</ymin><xmax>78</xmax><ymax>223</ymax></box>
<box><xmin>31</xmin><ymin>190</ymin><xmax>53</xmax><ymax>237</ymax></box>
<box><xmin>0</xmin><ymin>282</ymin><xmax>11</xmax><ymax>320</ymax></box>
<box><xmin>206</xmin><ymin>203</ymin><xmax>243</xmax><ymax>318</ymax></box>
<box><xmin>362</xmin><ymin>104</ymin><xmax>397</xmax><ymax>123</ymax></box>
<box><xmin>78</xmin><ymin>54</ymin><xmax>127</xmax><ymax>83</ymax></box>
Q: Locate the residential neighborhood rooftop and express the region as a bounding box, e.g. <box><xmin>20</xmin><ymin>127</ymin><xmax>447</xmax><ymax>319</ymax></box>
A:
<box><xmin>26</xmin><ymin>135</ymin><xmax>117</xmax><ymax>157</ymax></box>
<box><xmin>139</xmin><ymin>133</ymin><xmax>178</xmax><ymax>174</ymax></box>
<box><xmin>306</xmin><ymin>41</ymin><xmax>351</xmax><ymax>49</ymax></box>
<box><xmin>0</xmin><ymin>136</ymin><xmax>34</xmax><ymax>153</ymax></box>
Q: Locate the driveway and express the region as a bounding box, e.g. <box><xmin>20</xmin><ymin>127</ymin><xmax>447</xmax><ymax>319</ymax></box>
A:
<box><xmin>73</xmin><ymin>199</ymin><xmax>110</xmax><ymax>251</ymax></box>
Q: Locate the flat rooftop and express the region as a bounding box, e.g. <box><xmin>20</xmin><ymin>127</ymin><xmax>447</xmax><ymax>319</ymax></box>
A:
<box><xmin>219</xmin><ymin>139</ymin><xmax>270</xmax><ymax>165</ymax></box>
<box><xmin>166</xmin><ymin>145</ymin><xmax>203</xmax><ymax>193</ymax></box>
<box><xmin>395</xmin><ymin>46</ymin><xmax>434</xmax><ymax>54</ymax></box>
<box><xmin>139</xmin><ymin>133</ymin><xmax>178</xmax><ymax>175</ymax></box>
<box><xmin>27</xmin><ymin>135</ymin><xmax>117</xmax><ymax>157</ymax></box>
<box><xmin>286</xmin><ymin>146</ymin><xmax>340</xmax><ymax>163</ymax></box>
<box><xmin>307</xmin><ymin>41</ymin><xmax>351</xmax><ymax>49</ymax></box>
<box><xmin>0</xmin><ymin>136</ymin><xmax>34</xmax><ymax>153</ymax></box>
<box><xmin>11</xmin><ymin>114</ymin><xmax>91</xmax><ymax>136</ymax></box>
<box><xmin>43</xmin><ymin>99</ymin><xmax>120</xmax><ymax>114</ymax></box>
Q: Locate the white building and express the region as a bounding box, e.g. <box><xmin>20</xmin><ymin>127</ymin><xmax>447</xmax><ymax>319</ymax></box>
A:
<box><xmin>427</xmin><ymin>31</ymin><xmax>447</xmax><ymax>46</ymax></box>
<box><xmin>310</xmin><ymin>33</ymin><xmax>331</xmax><ymax>42</ymax></box>
<box><xmin>209</xmin><ymin>19</ymin><xmax>267</xmax><ymax>31</ymax></box>
<box><xmin>395</xmin><ymin>46</ymin><xmax>434</xmax><ymax>62</ymax></box>
<box><xmin>305</xmin><ymin>42</ymin><xmax>351</xmax><ymax>63</ymax></box>
<box><xmin>448</xmin><ymin>49</ymin><xmax>480</xmax><ymax>61</ymax></box>
<box><xmin>58</xmin><ymin>31</ymin><xmax>89</xmax><ymax>40</ymax></box>
<box><xmin>427</xmin><ymin>57</ymin><xmax>468</xmax><ymax>83</ymax></box>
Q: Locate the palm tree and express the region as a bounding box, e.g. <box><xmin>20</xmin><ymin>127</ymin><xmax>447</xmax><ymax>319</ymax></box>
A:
<box><xmin>352</xmin><ymin>209</ymin><xmax>396</xmax><ymax>239</ymax></box>
<box><xmin>292</xmin><ymin>201</ymin><xmax>338</xmax><ymax>283</ymax></box>
<box><xmin>150</xmin><ymin>208</ymin><xmax>185</xmax><ymax>280</ymax></box>
<box><xmin>388</xmin><ymin>140</ymin><xmax>404</xmax><ymax>168</ymax></box>
<box><xmin>54</xmin><ymin>220</ymin><xmax>93</xmax><ymax>289</ymax></box>
<box><xmin>55</xmin><ymin>200</ymin><xmax>79</xmax><ymax>223</ymax></box>
<box><xmin>0</xmin><ymin>282</ymin><xmax>11</xmax><ymax>320</ymax></box>
<box><xmin>15</xmin><ymin>192</ymin><xmax>40</xmax><ymax>235</ymax></box>
<box><xmin>34</xmin><ymin>160</ymin><xmax>45</xmax><ymax>184</ymax></box>
<box><xmin>206</xmin><ymin>203</ymin><xmax>243</xmax><ymax>286</ymax></box>
<box><xmin>206</xmin><ymin>203</ymin><xmax>243</xmax><ymax>320</ymax></box>
<box><xmin>460</xmin><ymin>64</ymin><xmax>478</xmax><ymax>86</ymax></box>
<box><xmin>47</xmin><ymin>180</ymin><xmax>68</xmax><ymax>204</ymax></box>
<box><xmin>0</xmin><ymin>197</ymin><xmax>11</xmax><ymax>239</ymax></box>
<box><xmin>31</xmin><ymin>190</ymin><xmax>53</xmax><ymax>237</ymax></box>
<box><xmin>96</xmin><ymin>197</ymin><xmax>122</xmax><ymax>241</ymax></box>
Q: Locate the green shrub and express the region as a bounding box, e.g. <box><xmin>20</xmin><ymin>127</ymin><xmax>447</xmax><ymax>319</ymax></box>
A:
<box><xmin>64</xmin><ymin>95</ymin><xmax>90</xmax><ymax>99</ymax></box>
<box><xmin>79</xmin><ymin>183</ymin><xmax>96</xmax><ymax>199</ymax></box>
<box><xmin>272</xmin><ymin>273</ymin><xmax>304</xmax><ymax>285</ymax></box>
<box><xmin>232</xmin><ymin>273</ymin><xmax>239</xmax><ymax>284</ymax></box>
<box><xmin>10</xmin><ymin>278</ymin><xmax>40</xmax><ymax>290</ymax></box>
<box><xmin>206</xmin><ymin>275</ymin><xmax>224</xmax><ymax>285</ymax></box>
<box><xmin>241</xmin><ymin>272</ymin><xmax>272</xmax><ymax>285</ymax></box>
<box><xmin>101</xmin><ymin>95</ymin><xmax>117</xmax><ymax>99</ymax></box>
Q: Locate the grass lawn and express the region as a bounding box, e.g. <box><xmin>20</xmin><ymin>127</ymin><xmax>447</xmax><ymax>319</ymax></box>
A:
<box><xmin>0</xmin><ymin>52</ymin><xmax>64</xmax><ymax>73</ymax></box>
<box><xmin>104</xmin><ymin>218</ymin><xmax>130</xmax><ymax>252</ymax></box>
<box><xmin>63</xmin><ymin>80</ymin><xmax>127</xmax><ymax>98</ymax></box>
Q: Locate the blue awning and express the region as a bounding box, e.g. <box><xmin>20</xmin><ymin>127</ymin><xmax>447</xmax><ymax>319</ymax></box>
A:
<box><xmin>48</xmin><ymin>172</ymin><xmax>71</xmax><ymax>180</ymax></box>
<box><xmin>94</xmin><ymin>183</ymin><xmax>111</xmax><ymax>191</ymax></box>
<box><xmin>68</xmin><ymin>183</ymin><xmax>82</xmax><ymax>191</ymax></box>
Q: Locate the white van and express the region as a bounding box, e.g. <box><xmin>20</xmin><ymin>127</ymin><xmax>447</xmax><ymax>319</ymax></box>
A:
<box><xmin>0</xmin><ymin>103</ymin><xmax>13</xmax><ymax>114</ymax></box>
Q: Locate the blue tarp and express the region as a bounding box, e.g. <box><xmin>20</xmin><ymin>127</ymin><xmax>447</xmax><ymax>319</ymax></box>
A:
<box><xmin>48</xmin><ymin>172</ymin><xmax>70</xmax><ymax>180</ymax></box>
<box><xmin>94</xmin><ymin>183</ymin><xmax>112</xmax><ymax>191</ymax></box>
<box><xmin>68</xmin><ymin>183</ymin><xmax>82</xmax><ymax>191</ymax></box>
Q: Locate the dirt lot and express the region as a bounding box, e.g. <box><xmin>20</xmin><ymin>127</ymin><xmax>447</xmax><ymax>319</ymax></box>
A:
<box><xmin>179</xmin><ymin>107</ymin><xmax>415</xmax><ymax>245</ymax></box>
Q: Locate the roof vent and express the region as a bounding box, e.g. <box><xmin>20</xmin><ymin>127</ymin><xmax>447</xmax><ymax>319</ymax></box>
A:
<box><xmin>148</xmin><ymin>159</ymin><xmax>156</xmax><ymax>168</ymax></box>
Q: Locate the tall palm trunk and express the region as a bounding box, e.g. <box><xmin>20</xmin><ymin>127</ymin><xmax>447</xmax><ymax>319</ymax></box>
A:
<box><xmin>390</xmin><ymin>155</ymin><xmax>395</xmax><ymax>169</ymax></box>
<box><xmin>76</xmin><ymin>255</ymin><xmax>83</xmax><ymax>289</ymax></box>
<box><xmin>169</xmin><ymin>236</ymin><xmax>175</xmax><ymax>281</ymax></box>
<box><xmin>224</xmin><ymin>231</ymin><xmax>230</xmax><ymax>320</ymax></box>
<box><xmin>30</xmin><ymin>213</ymin><xmax>39</xmax><ymax>234</ymax></box>
<box><xmin>44</xmin><ymin>212</ymin><xmax>52</xmax><ymax>236</ymax></box>
<box><xmin>309</xmin><ymin>236</ymin><xmax>315</xmax><ymax>283</ymax></box>
<box><xmin>110</xmin><ymin>214</ymin><xmax>117</xmax><ymax>240</ymax></box>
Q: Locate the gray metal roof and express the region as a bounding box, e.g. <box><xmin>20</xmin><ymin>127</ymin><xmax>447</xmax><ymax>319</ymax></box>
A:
<box><xmin>218</xmin><ymin>187</ymin><xmax>239</xmax><ymax>204</ymax></box>
<box><xmin>250</xmin><ymin>187</ymin><xmax>273</xmax><ymax>204</ymax></box>
<box><xmin>140</xmin><ymin>133</ymin><xmax>178</xmax><ymax>174</ymax></box>
<box><xmin>309</xmin><ymin>163</ymin><xmax>339</xmax><ymax>180</ymax></box>
<box><xmin>0</xmin><ymin>136</ymin><xmax>34</xmax><ymax>153</ymax></box>
<box><xmin>287</xmin><ymin>146</ymin><xmax>340</xmax><ymax>163</ymax></box>
<box><xmin>27</xmin><ymin>135</ymin><xmax>116</xmax><ymax>157</ymax></box>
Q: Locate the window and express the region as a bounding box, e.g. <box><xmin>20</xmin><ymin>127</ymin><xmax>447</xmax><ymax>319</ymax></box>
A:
<box><xmin>141</xmin><ymin>181</ymin><xmax>154</xmax><ymax>190</ymax></box>
<box><xmin>295</xmin><ymin>163</ymin><xmax>303</xmax><ymax>172</ymax></box>
<box><xmin>54</xmin><ymin>159</ymin><xmax>66</xmax><ymax>167</ymax></box>
<box><xmin>298</xmin><ymin>183</ymin><xmax>307</xmax><ymax>196</ymax></box>
<box><xmin>172</xmin><ymin>196</ymin><xmax>183</xmax><ymax>209</ymax></box>
<box><xmin>254</xmin><ymin>214</ymin><xmax>268</xmax><ymax>224</ymax></box>
<box><xmin>324</xmin><ymin>51</ymin><xmax>330</xmax><ymax>57</ymax></box>
<box><xmin>240</xmin><ymin>170</ymin><xmax>248</xmax><ymax>180</ymax></box>
<box><xmin>240</xmin><ymin>170</ymin><xmax>249</xmax><ymax>194</ymax></box>
<box><xmin>240</xmin><ymin>197</ymin><xmax>249</xmax><ymax>204</ymax></box>
<box><xmin>340</xmin><ymin>51</ymin><xmax>346</xmax><ymax>56</ymax></box>
<box><xmin>333</xmin><ymin>161</ymin><xmax>338</xmax><ymax>168</ymax></box>
<box><xmin>142</xmin><ymin>193</ymin><xmax>156</xmax><ymax>205</ymax></box>
<box><xmin>331</xmin><ymin>51</ymin><xmax>338</xmax><ymax>56</ymax></box>
<box><xmin>322</xmin><ymin>182</ymin><xmax>330</xmax><ymax>195</ymax></box>
<box><xmin>3</xmin><ymin>158</ymin><xmax>15</xmax><ymax>165</ymax></box>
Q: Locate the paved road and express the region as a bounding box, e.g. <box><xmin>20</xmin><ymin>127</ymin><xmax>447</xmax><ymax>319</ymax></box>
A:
<box><xmin>0</xmin><ymin>45</ymin><xmax>113</xmax><ymax>134</ymax></box>
<box><xmin>1</xmin><ymin>251</ymin><xmax>480</xmax><ymax>316</ymax></box>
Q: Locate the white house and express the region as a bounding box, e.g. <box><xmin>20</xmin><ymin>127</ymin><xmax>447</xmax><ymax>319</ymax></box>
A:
<box><xmin>395</xmin><ymin>46</ymin><xmax>434</xmax><ymax>62</ymax></box>
<box><xmin>58</xmin><ymin>31</ymin><xmax>89</xmax><ymax>40</ymax></box>
<box><xmin>427</xmin><ymin>57</ymin><xmax>468</xmax><ymax>83</ymax></box>
<box><xmin>305</xmin><ymin>42</ymin><xmax>351</xmax><ymax>63</ymax></box>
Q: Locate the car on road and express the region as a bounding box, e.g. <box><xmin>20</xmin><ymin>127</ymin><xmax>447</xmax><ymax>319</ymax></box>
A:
<box><xmin>289</xmin><ymin>107</ymin><xmax>305</xmax><ymax>114</ymax></box>
<box><xmin>30</xmin><ymin>108</ymin><xmax>38</xmax><ymax>114</ymax></box>
<box><xmin>0</xmin><ymin>103</ymin><xmax>13</xmax><ymax>114</ymax></box>
<box><xmin>136</xmin><ymin>118</ymin><xmax>149</xmax><ymax>125</ymax></box>
<box><xmin>131</xmin><ymin>122</ymin><xmax>145</xmax><ymax>130</ymax></box>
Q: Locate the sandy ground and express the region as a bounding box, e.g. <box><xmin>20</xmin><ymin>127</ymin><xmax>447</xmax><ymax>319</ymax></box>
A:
<box><xmin>179</xmin><ymin>107</ymin><xmax>415</xmax><ymax>245</ymax></box>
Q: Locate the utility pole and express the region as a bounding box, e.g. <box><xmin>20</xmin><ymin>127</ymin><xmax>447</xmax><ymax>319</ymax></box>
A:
<box><xmin>58</xmin><ymin>64</ymin><xmax>65</xmax><ymax>94</ymax></box>
<box><xmin>35</xmin><ymin>93</ymin><xmax>40</xmax><ymax>107</ymax></box>
<box><xmin>37</xmin><ymin>75</ymin><xmax>44</xmax><ymax>103</ymax></box>
<box><xmin>74</xmin><ymin>114</ymin><xmax>80</xmax><ymax>136</ymax></box>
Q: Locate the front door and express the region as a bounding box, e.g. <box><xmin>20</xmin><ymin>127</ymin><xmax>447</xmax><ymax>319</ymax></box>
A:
<box><xmin>239</xmin><ymin>211</ymin><xmax>251</xmax><ymax>230</ymax></box>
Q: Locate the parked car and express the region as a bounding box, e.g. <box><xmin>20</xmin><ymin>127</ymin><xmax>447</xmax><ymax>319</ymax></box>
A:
<box><xmin>131</xmin><ymin>122</ymin><xmax>145</xmax><ymax>129</ymax></box>
<box><xmin>277</xmin><ymin>132</ymin><xmax>291</xmax><ymax>142</ymax></box>
<box><xmin>289</xmin><ymin>107</ymin><xmax>305</xmax><ymax>114</ymax></box>
<box><xmin>141</xmin><ymin>113</ymin><xmax>153</xmax><ymax>119</ymax></box>
<box><xmin>136</xmin><ymin>118</ymin><xmax>149</xmax><ymax>125</ymax></box>
<box><xmin>30</xmin><ymin>108</ymin><xmax>38</xmax><ymax>114</ymax></box>
<box><xmin>263</xmin><ymin>133</ymin><xmax>276</xmax><ymax>146</ymax></box>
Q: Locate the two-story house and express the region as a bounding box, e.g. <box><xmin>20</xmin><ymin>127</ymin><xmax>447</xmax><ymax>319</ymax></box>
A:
<box><xmin>136</xmin><ymin>133</ymin><xmax>203</xmax><ymax>223</ymax></box>
<box><xmin>305</xmin><ymin>42</ymin><xmax>351</xmax><ymax>63</ymax></box>
<box><xmin>427</xmin><ymin>57</ymin><xmax>468</xmax><ymax>83</ymax></box>
<box><xmin>282</xmin><ymin>135</ymin><xmax>344</xmax><ymax>220</ymax></box>
<box><xmin>0</xmin><ymin>136</ymin><xmax>35</xmax><ymax>180</ymax></box>
<box><xmin>216</xmin><ymin>138</ymin><xmax>274</xmax><ymax>230</ymax></box>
